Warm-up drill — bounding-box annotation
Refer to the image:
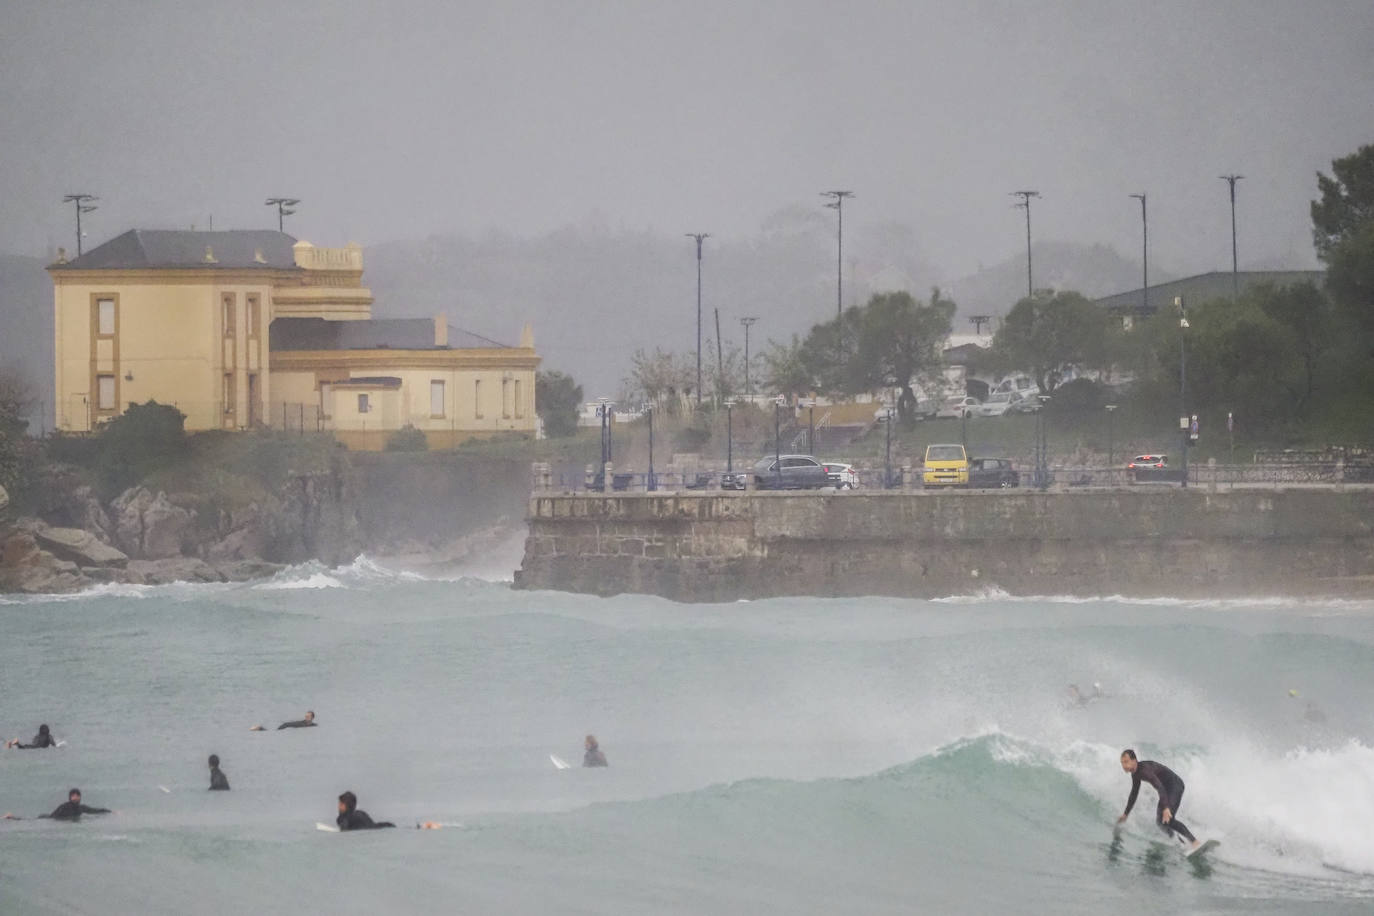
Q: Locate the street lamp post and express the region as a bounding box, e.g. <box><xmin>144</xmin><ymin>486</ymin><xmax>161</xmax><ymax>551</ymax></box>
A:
<box><xmin>1130</xmin><ymin>193</ymin><xmax>1148</xmax><ymax>315</ymax></box>
<box><xmin>740</xmin><ymin>317</ymin><xmax>758</xmax><ymax>400</ymax></box>
<box><xmin>774</xmin><ymin>397</ymin><xmax>784</xmax><ymax>486</ymax></box>
<box><xmin>1177</xmin><ymin>296</ymin><xmax>1189</xmax><ymax>489</ymax></box>
<box><xmin>961</xmin><ymin>403</ymin><xmax>968</xmax><ymax>449</ymax></box>
<box><xmin>1011</xmin><ymin>190</ymin><xmax>1040</xmax><ymax>298</ymax></box>
<box><xmin>884</xmin><ymin>406</ymin><xmax>894</xmax><ymax>488</ymax></box>
<box><xmin>808</xmin><ymin>399</ymin><xmax>815</xmax><ymax>454</ymax></box>
<box><xmin>63</xmin><ymin>194</ymin><xmax>98</xmax><ymax>256</ymax></box>
<box><xmin>726</xmin><ymin>400</ymin><xmax>734</xmax><ymax>474</ymax></box>
<box><xmin>685</xmin><ymin>233</ymin><xmax>710</xmax><ymax>407</ymax></box>
<box><xmin>647</xmin><ymin>405</ymin><xmax>656</xmax><ymax>492</ymax></box>
<box><xmin>1220</xmin><ymin>174</ymin><xmax>1244</xmax><ymax>299</ymax></box>
<box><xmin>1105</xmin><ymin>404</ymin><xmax>1118</xmax><ymax>485</ymax></box>
<box><xmin>1036</xmin><ymin>394</ymin><xmax>1052</xmax><ymax>489</ymax></box>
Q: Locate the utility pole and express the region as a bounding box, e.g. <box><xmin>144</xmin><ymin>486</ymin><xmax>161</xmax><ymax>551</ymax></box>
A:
<box><xmin>740</xmin><ymin>316</ymin><xmax>758</xmax><ymax>399</ymax></box>
<box><xmin>685</xmin><ymin>233</ymin><xmax>710</xmax><ymax>407</ymax></box>
<box><xmin>265</xmin><ymin>197</ymin><xmax>300</xmax><ymax>232</ymax></box>
<box><xmin>714</xmin><ymin>307</ymin><xmax>724</xmax><ymax>406</ymax></box>
<box><xmin>968</xmin><ymin>315</ymin><xmax>993</xmax><ymax>336</ymax></box>
<box><xmin>63</xmin><ymin>194</ymin><xmax>98</xmax><ymax>256</ymax></box>
<box><xmin>1011</xmin><ymin>190</ymin><xmax>1040</xmax><ymax>299</ymax></box>
<box><xmin>1130</xmin><ymin>193</ymin><xmax>1148</xmax><ymax>315</ymax></box>
<box><xmin>1220</xmin><ymin>174</ymin><xmax>1244</xmax><ymax>299</ymax></box>
<box><xmin>1177</xmin><ymin>296</ymin><xmax>1189</xmax><ymax>489</ymax></box>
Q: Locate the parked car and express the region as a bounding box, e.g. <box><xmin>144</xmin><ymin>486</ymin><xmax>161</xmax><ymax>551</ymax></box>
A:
<box><xmin>923</xmin><ymin>443</ymin><xmax>970</xmax><ymax>487</ymax></box>
<box><xmin>936</xmin><ymin>395</ymin><xmax>982</xmax><ymax>419</ymax></box>
<box><xmin>1006</xmin><ymin>394</ymin><xmax>1042</xmax><ymax>414</ymax></box>
<box><xmin>823</xmin><ymin>462</ymin><xmax>859</xmax><ymax>489</ymax></box>
<box><xmin>749</xmin><ymin>454</ymin><xmax>831</xmax><ymax>490</ymax></box>
<box><xmin>968</xmin><ymin>457</ymin><xmax>1020</xmax><ymax>488</ymax></box>
<box><xmin>972</xmin><ymin>391</ymin><xmax>1027</xmax><ymax>418</ymax></box>
<box><xmin>1126</xmin><ymin>454</ymin><xmax>1168</xmax><ymax>470</ymax></box>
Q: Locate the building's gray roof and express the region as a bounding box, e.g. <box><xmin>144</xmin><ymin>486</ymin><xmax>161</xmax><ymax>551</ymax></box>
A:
<box><xmin>269</xmin><ymin>317</ymin><xmax>510</xmax><ymax>351</ymax></box>
<box><xmin>54</xmin><ymin>229</ymin><xmax>299</xmax><ymax>270</ymax></box>
<box><xmin>1093</xmin><ymin>270</ymin><xmax>1324</xmax><ymax>315</ymax></box>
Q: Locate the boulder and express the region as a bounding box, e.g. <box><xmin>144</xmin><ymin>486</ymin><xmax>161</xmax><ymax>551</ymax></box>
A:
<box><xmin>113</xmin><ymin>488</ymin><xmax>195</xmax><ymax>559</ymax></box>
<box><xmin>0</xmin><ymin>534</ymin><xmax>92</xmax><ymax>593</ymax></box>
<box><xmin>126</xmin><ymin>557</ymin><xmax>225</xmax><ymax>585</ymax></box>
<box><xmin>0</xmin><ymin>483</ymin><xmax>9</xmax><ymax>512</ymax></box>
<box><xmin>34</xmin><ymin>526</ymin><xmax>129</xmax><ymax>568</ymax></box>
<box><xmin>205</xmin><ymin>525</ymin><xmax>265</xmax><ymax>562</ymax></box>
<box><xmin>215</xmin><ymin>558</ymin><xmax>286</xmax><ymax>582</ymax></box>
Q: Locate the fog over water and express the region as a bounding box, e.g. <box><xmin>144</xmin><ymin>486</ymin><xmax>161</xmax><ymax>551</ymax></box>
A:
<box><xmin>3</xmin><ymin>0</ymin><xmax>1370</xmax><ymax>276</ymax></box>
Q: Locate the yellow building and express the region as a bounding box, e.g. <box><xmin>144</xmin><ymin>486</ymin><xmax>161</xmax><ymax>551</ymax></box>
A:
<box><xmin>49</xmin><ymin>229</ymin><xmax>539</xmax><ymax>449</ymax></box>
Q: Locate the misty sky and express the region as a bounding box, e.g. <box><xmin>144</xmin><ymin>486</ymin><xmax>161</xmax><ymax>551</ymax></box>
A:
<box><xmin>3</xmin><ymin>0</ymin><xmax>1371</xmax><ymax>281</ymax></box>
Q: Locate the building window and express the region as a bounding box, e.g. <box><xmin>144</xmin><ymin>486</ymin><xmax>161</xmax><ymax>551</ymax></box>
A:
<box><xmin>246</xmin><ymin>295</ymin><xmax>260</xmax><ymax>338</ymax></box>
<box><xmin>319</xmin><ymin>382</ymin><xmax>333</xmax><ymax>419</ymax></box>
<box><xmin>430</xmin><ymin>380</ymin><xmax>445</xmax><ymax>418</ymax></box>
<box><xmin>502</xmin><ymin>378</ymin><xmax>512</xmax><ymax>419</ymax></box>
<box><xmin>223</xmin><ymin>373</ymin><xmax>235</xmax><ymax>414</ymax></box>
<box><xmin>222</xmin><ymin>295</ymin><xmax>235</xmax><ymax>337</ymax></box>
<box><xmin>97</xmin><ymin>374</ymin><xmax>115</xmax><ymax>410</ymax></box>
<box><xmin>358</xmin><ymin>393</ymin><xmax>370</xmax><ymax>414</ymax></box>
<box><xmin>474</xmin><ymin>379</ymin><xmax>482</xmax><ymax>419</ymax></box>
<box><xmin>514</xmin><ymin>379</ymin><xmax>523</xmax><ymax>418</ymax></box>
<box><xmin>97</xmin><ymin>298</ymin><xmax>116</xmax><ymax>336</ymax></box>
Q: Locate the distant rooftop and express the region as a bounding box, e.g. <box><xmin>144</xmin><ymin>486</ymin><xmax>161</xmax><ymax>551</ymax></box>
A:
<box><xmin>1093</xmin><ymin>270</ymin><xmax>1324</xmax><ymax>315</ymax></box>
<box><xmin>269</xmin><ymin>317</ymin><xmax>511</xmax><ymax>351</ymax></box>
<box><xmin>52</xmin><ymin>229</ymin><xmax>299</xmax><ymax>271</ymax></box>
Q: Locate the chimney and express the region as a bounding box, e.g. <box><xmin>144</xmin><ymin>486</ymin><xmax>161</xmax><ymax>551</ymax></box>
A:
<box><xmin>253</xmin><ymin>247</ymin><xmax>266</xmax><ymax>264</ymax></box>
<box><xmin>519</xmin><ymin>322</ymin><xmax>534</xmax><ymax>349</ymax></box>
<box><xmin>56</xmin><ymin>247</ymin><xmax>68</xmax><ymax>264</ymax></box>
<box><xmin>203</xmin><ymin>245</ymin><xmax>218</xmax><ymax>263</ymax></box>
<box><xmin>434</xmin><ymin>312</ymin><xmax>448</xmax><ymax>348</ymax></box>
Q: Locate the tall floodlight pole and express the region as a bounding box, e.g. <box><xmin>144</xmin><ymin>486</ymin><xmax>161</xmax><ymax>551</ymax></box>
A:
<box><xmin>63</xmin><ymin>194</ymin><xmax>99</xmax><ymax>256</ymax></box>
<box><xmin>1177</xmin><ymin>297</ymin><xmax>1189</xmax><ymax>489</ymax></box>
<box><xmin>821</xmin><ymin>191</ymin><xmax>854</xmax><ymax>326</ymax></box>
<box><xmin>265</xmin><ymin>197</ymin><xmax>300</xmax><ymax>232</ymax></box>
<box><xmin>1220</xmin><ymin>174</ymin><xmax>1244</xmax><ymax>299</ymax></box>
<box><xmin>1011</xmin><ymin>191</ymin><xmax>1040</xmax><ymax>298</ymax></box>
<box><xmin>1130</xmin><ymin>194</ymin><xmax>1148</xmax><ymax>315</ymax></box>
<box><xmin>685</xmin><ymin>233</ymin><xmax>710</xmax><ymax>407</ymax></box>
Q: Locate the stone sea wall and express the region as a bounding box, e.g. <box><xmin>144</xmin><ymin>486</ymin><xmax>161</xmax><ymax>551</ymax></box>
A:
<box><xmin>514</xmin><ymin>488</ymin><xmax>1374</xmax><ymax>601</ymax></box>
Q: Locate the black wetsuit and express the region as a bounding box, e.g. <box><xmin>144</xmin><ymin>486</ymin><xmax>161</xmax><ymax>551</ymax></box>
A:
<box><xmin>277</xmin><ymin>719</ymin><xmax>316</xmax><ymax>730</ymax></box>
<box><xmin>14</xmin><ymin>732</ymin><xmax>57</xmax><ymax>749</ymax></box>
<box><xmin>209</xmin><ymin>767</ymin><xmax>230</xmax><ymax>791</ymax></box>
<box><xmin>1124</xmin><ymin>760</ymin><xmax>1197</xmax><ymax>844</ymax></box>
<box><xmin>583</xmin><ymin>747</ymin><xmax>608</xmax><ymax>768</ymax></box>
<box><xmin>42</xmin><ymin>801</ymin><xmax>110</xmax><ymax>821</ymax></box>
<box><xmin>337</xmin><ymin>809</ymin><xmax>394</xmax><ymax>831</ymax></box>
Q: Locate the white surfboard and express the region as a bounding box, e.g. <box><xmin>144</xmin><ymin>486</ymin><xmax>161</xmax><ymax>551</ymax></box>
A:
<box><xmin>55</xmin><ymin>741</ymin><xmax>67</xmax><ymax>748</ymax></box>
<box><xmin>550</xmin><ymin>754</ymin><xmax>572</xmax><ymax>770</ymax></box>
<box><xmin>1185</xmin><ymin>838</ymin><xmax>1220</xmax><ymax>859</ymax></box>
<box><xmin>315</xmin><ymin>822</ymin><xmax>340</xmax><ymax>833</ymax></box>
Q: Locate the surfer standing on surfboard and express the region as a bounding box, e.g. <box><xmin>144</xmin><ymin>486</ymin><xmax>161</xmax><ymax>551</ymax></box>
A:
<box><xmin>1117</xmin><ymin>749</ymin><xmax>1200</xmax><ymax>851</ymax></box>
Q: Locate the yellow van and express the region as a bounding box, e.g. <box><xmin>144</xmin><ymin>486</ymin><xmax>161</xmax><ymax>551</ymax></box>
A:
<box><xmin>923</xmin><ymin>443</ymin><xmax>970</xmax><ymax>487</ymax></box>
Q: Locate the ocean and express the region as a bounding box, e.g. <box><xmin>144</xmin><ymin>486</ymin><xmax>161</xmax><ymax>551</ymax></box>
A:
<box><xmin>2</xmin><ymin>557</ymin><xmax>1373</xmax><ymax>914</ymax></box>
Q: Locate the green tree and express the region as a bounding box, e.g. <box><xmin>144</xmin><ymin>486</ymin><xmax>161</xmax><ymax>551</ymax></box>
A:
<box><xmin>624</xmin><ymin>348</ymin><xmax>693</xmax><ymax>414</ymax></box>
<box><xmin>846</xmin><ymin>289</ymin><xmax>955</xmax><ymax>423</ymax></box>
<box><xmin>762</xmin><ymin>335</ymin><xmax>813</xmax><ymax>402</ymax></box>
<box><xmin>1312</xmin><ymin>144</ymin><xmax>1374</xmax><ymax>338</ymax></box>
<box><xmin>535</xmin><ymin>370</ymin><xmax>583</xmax><ymax>437</ymax></box>
<box><xmin>384</xmin><ymin>424</ymin><xmax>429</xmax><ymax>451</ymax></box>
<box><xmin>95</xmin><ymin>400</ymin><xmax>188</xmax><ymax>496</ymax></box>
<box><xmin>1251</xmin><ymin>282</ymin><xmax>1333</xmax><ymax>416</ymax></box>
<box><xmin>991</xmin><ymin>290</ymin><xmax>1114</xmax><ymax>395</ymax></box>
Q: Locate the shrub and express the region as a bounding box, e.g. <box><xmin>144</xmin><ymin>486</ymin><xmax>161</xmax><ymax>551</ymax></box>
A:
<box><xmin>385</xmin><ymin>424</ymin><xmax>429</xmax><ymax>452</ymax></box>
<box><xmin>95</xmin><ymin>400</ymin><xmax>188</xmax><ymax>496</ymax></box>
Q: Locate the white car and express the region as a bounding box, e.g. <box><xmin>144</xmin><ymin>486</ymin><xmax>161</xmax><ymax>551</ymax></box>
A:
<box><xmin>973</xmin><ymin>390</ymin><xmax>1026</xmax><ymax>417</ymax></box>
<box><xmin>936</xmin><ymin>395</ymin><xmax>981</xmax><ymax>419</ymax></box>
<box><xmin>822</xmin><ymin>462</ymin><xmax>859</xmax><ymax>489</ymax></box>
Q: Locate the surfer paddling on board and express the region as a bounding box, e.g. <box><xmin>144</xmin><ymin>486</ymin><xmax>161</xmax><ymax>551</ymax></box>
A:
<box><xmin>336</xmin><ymin>791</ymin><xmax>395</xmax><ymax>831</ymax></box>
<box><xmin>1117</xmin><ymin>749</ymin><xmax>1200</xmax><ymax>851</ymax></box>
<box><xmin>583</xmin><ymin>735</ymin><xmax>608</xmax><ymax>768</ymax></box>
<box><xmin>250</xmin><ymin>710</ymin><xmax>316</xmax><ymax>731</ymax></box>
<box><xmin>4</xmin><ymin>788</ymin><xmax>111</xmax><ymax>821</ymax></box>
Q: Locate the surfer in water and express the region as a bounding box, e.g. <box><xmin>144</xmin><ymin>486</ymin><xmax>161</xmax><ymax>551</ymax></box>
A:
<box><xmin>4</xmin><ymin>789</ymin><xmax>111</xmax><ymax>821</ymax></box>
<box><xmin>1117</xmin><ymin>749</ymin><xmax>1199</xmax><ymax>851</ymax></box>
<box><xmin>336</xmin><ymin>791</ymin><xmax>395</xmax><ymax>831</ymax></box>
<box><xmin>583</xmin><ymin>734</ymin><xmax>608</xmax><ymax>768</ymax></box>
<box><xmin>6</xmin><ymin>724</ymin><xmax>57</xmax><ymax>749</ymax></box>
<box><xmin>251</xmin><ymin>710</ymin><xmax>316</xmax><ymax>731</ymax></box>
<box><xmin>208</xmin><ymin>754</ymin><xmax>230</xmax><ymax>791</ymax></box>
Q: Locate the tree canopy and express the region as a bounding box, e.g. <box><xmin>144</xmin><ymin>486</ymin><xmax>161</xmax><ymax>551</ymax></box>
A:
<box><xmin>1312</xmin><ymin>144</ymin><xmax>1374</xmax><ymax>339</ymax></box>
<box><xmin>535</xmin><ymin>370</ymin><xmax>583</xmax><ymax>437</ymax></box>
<box><xmin>991</xmin><ymin>290</ymin><xmax>1114</xmax><ymax>395</ymax></box>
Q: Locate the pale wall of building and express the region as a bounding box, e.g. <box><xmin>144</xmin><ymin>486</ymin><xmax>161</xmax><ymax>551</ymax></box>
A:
<box><xmin>52</xmin><ymin>272</ymin><xmax>273</xmax><ymax>431</ymax></box>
